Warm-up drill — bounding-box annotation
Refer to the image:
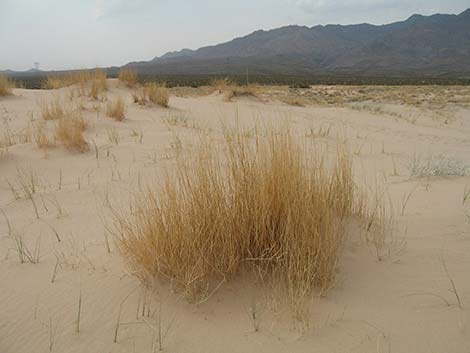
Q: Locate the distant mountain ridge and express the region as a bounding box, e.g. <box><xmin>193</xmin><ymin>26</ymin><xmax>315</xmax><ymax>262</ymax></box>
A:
<box><xmin>124</xmin><ymin>8</ymin><xmax>470</xmax><ymax>76</ymax></box>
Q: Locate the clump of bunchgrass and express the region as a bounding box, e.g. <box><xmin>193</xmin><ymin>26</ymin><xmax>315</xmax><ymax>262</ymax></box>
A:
<box><xmin>88</xmin><ymin>69</ymin><xmax>108</xmax><ymax>100</ymax></box>
<box><xmin>106</xmin><ymin>96</ymin><xmax>126</xmax><ymax>121</ymax></box>
<box><xmin>133</xmin><ymin>82</ymin><xmax>169</xmax><ymax>107</ymax></box>
<box><xmin>54</xmin><ymin>109</ymin><xmax>88</xmax><ymax>152</ymax></box>
<box><xmin>118</xmin><ymin>69</ymin><xmax>138</xmax><ymax>87</ymax></box>
<box><xmin>114</xmin><ymin>126</ymin><xmax>366</xmax><ymax>307</ymax></box>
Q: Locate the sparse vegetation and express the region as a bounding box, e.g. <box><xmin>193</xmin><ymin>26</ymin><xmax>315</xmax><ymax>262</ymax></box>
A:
<box><xmin>43</xmin><ymin>71</ymin><xmax>92</xmax><ymax>89</ymax></box>
<box><xmin>114</xmin><ymin>126</ymin><xmax>370</xmax><ymax>308</ymax></box>
<box><xmin>118</xmin><ymin>68</ymin><xmax>138</xmax><ymax>87</ymax></box>
<box><xmin>106</xmin><ymin>96</ymin><xmax>126</xmax><ymax>121</ymax></box>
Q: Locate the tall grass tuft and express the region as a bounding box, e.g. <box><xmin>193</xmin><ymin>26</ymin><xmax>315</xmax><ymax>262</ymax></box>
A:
<box><xmin>118</xmin><ymin>69</ymin><xmax>138</xmax><ymax>87</ymax></box>
<box><xmin>106</xmin><ymin>96</ymin><xmax>126</xmax><ymax>121</ymax></box>
<box><xmin>88</xmin><ymin>69</ymin><xmax>107</xmax><ymax>100</ymax></box>
<box><xmin>114</xmin><ymin>126</ymin><xmax>364</xmax><ymax>305</ymax></box>
<box><xmin>55</xmin><ymin>109</ymin><xmax>88</xmax><ymax>152</ymax></box>
<box><xmin>0</xmin><ymin>75</ymin><xmax>14</xmax><ymax>96</ymax></box>
<box><xmin>133</xmin><ymin>82</ymin><xmax>169</xmax><ymax>107</ymax></box>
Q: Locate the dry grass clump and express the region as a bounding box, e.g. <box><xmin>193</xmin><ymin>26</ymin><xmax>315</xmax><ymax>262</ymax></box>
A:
<box><xmin>224</xmin><ymin>84</ymin><xmax>261</xmax><ymax>102</ymax></box>
<box><xmin>54</xmin><ymin>109</ymin><xmax>88</xmax><ymax>152</ymax></box>
<box><xmin>132</xmin><ymin>82</ymin><xmax>169</xmax><ymax>107</ymax></box>
<box><xmin>106</xmin><ymin>96</ymin><xmax>126</xmax><ymax>121</ymax></box>
<box><xmin>88</xmin><ymin>69</ymin><xmax>107</xmax><ymax>100</ymax></box>
<box><xmin>118</xmin><ymin>69</ymin><xmax>138</xmax><ymax>87</ymax></box>
<box><xmin>0</xmin><ymin>75</ymin><xmax>14</xmax><ymax>96</ymax></box>
<box><xmin>114</xmin><ymin>126</ymin><xmax>365</xmax><ymax>305</ymax></box>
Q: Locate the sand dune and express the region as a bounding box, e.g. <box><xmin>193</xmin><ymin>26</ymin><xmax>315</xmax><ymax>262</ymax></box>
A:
<box><xmin>1</xmin><ymin>80</ymin><xmax>469</xmax><ymax>353</ymax></box>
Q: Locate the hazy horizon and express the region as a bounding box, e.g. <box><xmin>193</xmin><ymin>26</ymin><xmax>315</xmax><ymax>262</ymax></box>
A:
<box><xmin>0</xmin><ymin>0</ymin><xmax>468</xmax><ymax>72</ymax></box>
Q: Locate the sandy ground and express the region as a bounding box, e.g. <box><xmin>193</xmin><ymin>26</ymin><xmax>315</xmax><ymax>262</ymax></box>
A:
<box><xmin>1</xmin><ymin>80</ymin><xmax>470</xmax><ymax>353</ymax></box>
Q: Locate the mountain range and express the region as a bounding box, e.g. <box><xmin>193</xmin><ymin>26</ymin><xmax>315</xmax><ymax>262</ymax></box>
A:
<box><xmin>123</xmin><ymin>8</ymin><xmax>470</xmax><ymax>77</ymax></box>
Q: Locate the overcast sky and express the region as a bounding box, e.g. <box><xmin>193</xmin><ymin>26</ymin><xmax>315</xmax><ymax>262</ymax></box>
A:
<box><xmin>0</xmin><ymin>0</ymin><xmax>468</xmax><ymax>71</ymax></box>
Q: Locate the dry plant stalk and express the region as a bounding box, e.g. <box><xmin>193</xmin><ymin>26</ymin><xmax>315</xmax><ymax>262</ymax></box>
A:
<box><xmin>114</xmin><ymin>126</ymin><xmax>369</xmax><ymax>307</ymax></box>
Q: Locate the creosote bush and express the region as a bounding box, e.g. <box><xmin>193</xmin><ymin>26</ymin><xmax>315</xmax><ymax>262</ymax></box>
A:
<box><xmin>118</xmin><ymin>69</ymin><xmax>138</xmax><ymax>87</ymax></box>
<box><xmin>0</xmin><ymin>75</ymin><xmax>14</xmax><ymax>96</ymax></box>
<box><xmin>114</xmin><ymin>126</ymin><xmax>368</xmax><ymax>306</ymax></box>
<box><xmin>106</xmin><ymin>96</ymin><xmax>126</xmax><ymax>121</ymax></box>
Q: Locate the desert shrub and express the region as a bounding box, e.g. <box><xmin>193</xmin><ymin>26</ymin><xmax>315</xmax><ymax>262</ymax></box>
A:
<box><xmin>114</xmin><ymin>126</ymin><xmax>366</xmax><ymax>305</ymax></box>
<box><xmin>54</xmin><ymin>109</ymin><xmax>88</xmax><ymax>152</ymax></box>
<box><xmin>118</xmin><ymin>69</ymin><xmax>138</xmax><ymax>87</ymax></box>
<box><xmin>106</xmin><ymin>96</ymin><xmax>126</xmax><ymax>121</ymax></box>
<box><xmin>0</xmin><ymin>75</ymin><xmax>14</xmax><ymax>96</ymax></box>
<box><xmin>133</xmin><ymin>82</ymin><xmax>169</xmax><ymax>107</ymax></box>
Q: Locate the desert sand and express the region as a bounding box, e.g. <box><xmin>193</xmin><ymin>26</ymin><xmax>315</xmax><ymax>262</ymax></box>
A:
<box><xmin>1</xmin><ymin>80</ymin><xmax>469</xmax><ymax>353</ymax></box>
